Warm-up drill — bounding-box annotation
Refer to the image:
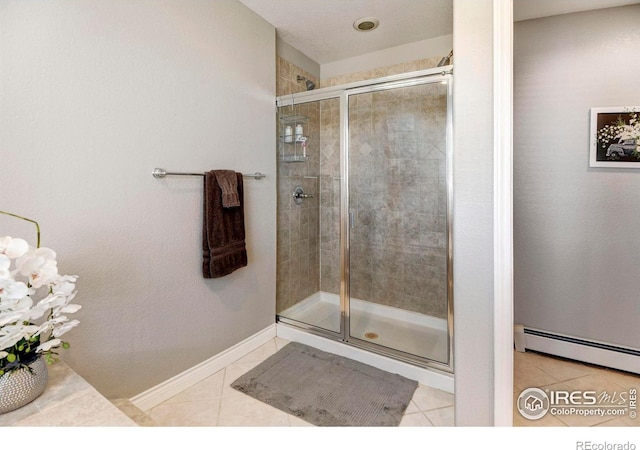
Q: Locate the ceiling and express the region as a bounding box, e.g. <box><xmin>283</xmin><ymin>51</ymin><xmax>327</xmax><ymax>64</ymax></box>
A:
<box><xmin>237</xmin><ymin>0</ymin><xmax>640</xmax><ymax>64</ymax></box>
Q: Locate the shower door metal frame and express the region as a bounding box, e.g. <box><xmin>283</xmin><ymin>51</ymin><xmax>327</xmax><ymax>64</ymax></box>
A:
<box><xmin>276</xmin><ymin>66</ymin><xmax>455</xmax><ymax>375</ymax></box>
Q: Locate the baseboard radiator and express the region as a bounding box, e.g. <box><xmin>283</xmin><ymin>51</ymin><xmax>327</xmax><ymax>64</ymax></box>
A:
<box><xmin>518</xmin><ymin>326</ymin><xmax>640</xmax><ymax>375</ymax></box>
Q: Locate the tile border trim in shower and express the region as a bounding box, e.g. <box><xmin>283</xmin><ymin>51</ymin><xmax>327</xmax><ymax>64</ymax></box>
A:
<box><xmin>129</xmin><ymin>325</ymin><xmax>277</xmax><ymax>412</ymax></box>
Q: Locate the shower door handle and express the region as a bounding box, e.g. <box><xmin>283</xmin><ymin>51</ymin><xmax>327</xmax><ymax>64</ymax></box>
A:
<box><xmin>349</xmin><ymin>210</ymin><xmax>355</xmax><ymax>229</ymax></box>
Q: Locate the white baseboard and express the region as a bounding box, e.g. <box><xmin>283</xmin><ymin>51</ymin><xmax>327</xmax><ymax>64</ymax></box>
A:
<box><xmin>524</xmin><ymin>327</ymin><xmax>640</xmax><ymax>375</ymax></box>
<box><xmin>129</xmin><ymin>325</ymin><xmax>277</xmax><ymax>412</ymax></box>
<box><xmin>276</xmin><ymin>323</ymin><xmax>454</xmax><ymax>394</ymax></box>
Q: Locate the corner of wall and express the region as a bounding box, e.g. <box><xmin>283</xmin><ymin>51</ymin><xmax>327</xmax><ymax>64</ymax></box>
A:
<box><xmin>276</xmin><ymin>37</ymin><xmax>320</xmax><ymax>80</ymax></box>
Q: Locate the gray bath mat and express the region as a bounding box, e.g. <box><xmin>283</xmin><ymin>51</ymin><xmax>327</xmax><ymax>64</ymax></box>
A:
<box><xmin>231</xmin><ymin>342</ymin><xmax>418</xmax><ymax>426</ymax></box>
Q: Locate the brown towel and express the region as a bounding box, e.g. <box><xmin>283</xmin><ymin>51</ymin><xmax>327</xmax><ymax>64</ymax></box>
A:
<box><xmin>215</xmin><ymin>170</ymin><xmax>241</xmax><ymax>208</ymax></box>
<box><xmin>202</xmin><ymin>170</ymin><xmax>248</xmax><ymax>278</ymax></box>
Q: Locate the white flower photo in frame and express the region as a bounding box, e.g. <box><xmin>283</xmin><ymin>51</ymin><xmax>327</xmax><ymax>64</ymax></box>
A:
<box><xmin>590</xmin><ymin>106</ymin><xmax>640</xmax><ymax>168</ymax></box>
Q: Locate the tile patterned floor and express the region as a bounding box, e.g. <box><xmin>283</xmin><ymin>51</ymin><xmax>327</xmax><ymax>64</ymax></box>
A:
<box><xmin>113</xmin><ymin>340</ymin><xmax>640</xmax><ymax>427</ymax></box>
<box><xmin>513</xmin><ymin>350</ymin><xmax>640</xmax><ymax>427</ymax></box>
<box><xmin>112</xmin><ymin>336</ymin><xmax>455</xmax><ymax>427</ymax></box>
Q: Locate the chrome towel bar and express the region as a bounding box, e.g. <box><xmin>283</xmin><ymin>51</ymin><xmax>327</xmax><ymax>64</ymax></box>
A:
<box><xmin>152</xmin><ymin>168</ymin><xmax>266</xmax><ymax>180</ymax></box>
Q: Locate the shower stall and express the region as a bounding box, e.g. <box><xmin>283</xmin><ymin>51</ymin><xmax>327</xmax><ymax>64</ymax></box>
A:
<box><xmin>276</xmin><ymin>67</ymin><xmax>453</xmax><ymax>373</ymax></box>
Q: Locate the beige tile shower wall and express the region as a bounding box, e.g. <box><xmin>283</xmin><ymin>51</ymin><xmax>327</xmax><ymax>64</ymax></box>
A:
<box><xmin>276</xmin><ymin>56</ymin><xmax>319</xmax><ymax>97</ymax></box>
<box><xmin>319</xmin><ymin>98</ymin><xmax>341</xmax><ymax>295</ymax></box>
<box><xmin>321</xmin><ymin>57</ymin><xmax>442</xmax><ymax>88</ymax></box>
<box><xmin>320</xmin><ymin>57</ymin><xmax>449</xmax><ymax>319</ymax></box>
<box><xmin>277</xmin><ymin>56</ymin><xmax>449</xmax><ymax>317</ymax></box>
<box><xmin>351</xmin><ymin>84</ymin><xmax>448</xmax><ymax>318</ymax></box>
<box><xmin>276</xmin><ymin>57</ymin><xmax>320</xmax><ymax>313</ymax></box>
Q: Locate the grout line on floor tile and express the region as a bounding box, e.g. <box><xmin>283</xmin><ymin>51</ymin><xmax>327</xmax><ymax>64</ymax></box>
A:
<box><xmin>214</xmin><ymin>367</ymin><xmax>227</xmax><ymax>426</ymax></box>
<box><xmin>422</xmin><ymin>410</ymin><xmax>435</xmax><ymax>426</ymax></box>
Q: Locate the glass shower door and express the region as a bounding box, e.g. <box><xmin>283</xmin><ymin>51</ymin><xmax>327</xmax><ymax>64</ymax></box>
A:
<box><xmin>346</xmin><ymin>79</ymin><xmax>451</xmax><ymax>364</ymax></box>
<box><xmin>276</xmin><ymin>97</ymin><xmax>342</xmax><ymax>334</ymax></box>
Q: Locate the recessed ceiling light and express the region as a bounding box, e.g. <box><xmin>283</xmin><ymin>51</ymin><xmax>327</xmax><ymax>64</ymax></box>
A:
<box><xmin>353</xmin><ymin>17</ymin><xmax>379</xmax><ymax>32</ymax></box>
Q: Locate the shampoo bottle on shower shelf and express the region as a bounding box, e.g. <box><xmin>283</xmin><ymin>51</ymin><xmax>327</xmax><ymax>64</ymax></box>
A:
<box><xmin>295</xmin><ymin>124</ymin><xmax>304</xmax><ymax>141</ymax></box>
<box><xmin>284</xmin><ymin>125</ymin><xmax>293</xmax><ymax>143</ymax></box>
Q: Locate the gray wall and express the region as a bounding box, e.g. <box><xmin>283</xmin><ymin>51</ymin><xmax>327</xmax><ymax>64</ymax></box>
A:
<box><xmin>0</xmin><ymin>0</ymin><xmax>506</xmax><ymax>422</ymax></box>
<box><xmin>453</xmin><ymin>0</ymin><xmax>497</xmax><ymax>426</ymax></box>
<box><xmin>0</xmin><ymin>0</ymin><xmax>276</xmax><ymax>398</ymax></box>
<box><xmin>514</xmin><ymin>5</ymin><xmax>640</xmax><ymax>349</ymax></box>
<box><xmin>277</xmin><ymin>38</ymin><xmax>320</xmax><ymax>81</ymax></box>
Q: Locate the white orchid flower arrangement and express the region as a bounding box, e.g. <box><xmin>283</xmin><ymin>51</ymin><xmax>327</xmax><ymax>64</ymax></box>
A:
<box><xmin>0</xmin><ymin>211</ymin><xmax>80</xmax><ymax>376</ymax></box>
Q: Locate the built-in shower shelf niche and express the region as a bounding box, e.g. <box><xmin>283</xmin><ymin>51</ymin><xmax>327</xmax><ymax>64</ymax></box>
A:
<box><xmin>279</xmin><ymin>114</ymin><xmax>309</xmax><ymax>163</ymax></box>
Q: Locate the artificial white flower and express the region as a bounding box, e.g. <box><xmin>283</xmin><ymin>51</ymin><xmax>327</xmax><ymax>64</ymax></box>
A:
<box><xmin>0</xmin><ymin>254</ymin><xmax>11</xmax><ymax>279</ymax></box>
<box><xmin>52</xmin><ymin>319</ymin><xmax>80</xmax><ymax>338</ymax></box>
<box><xmin>0</xmin><ymin>237</ymin><xmax>29</xmax><ymax>259</ymax></box>
<box><xmin>36</xmin><ymin>338</ymin><xmax>62</xmax><ymax>352</ymax></box>
<box><xmin>0</xmin><ymin>324</ymin><xmax>33</xmax><ymax>350</ymax></box>
<box><xmin>16</xmin><ymin>248</ymin><xmax>59</xmax><ymax>289</ymax></box>
<box><xmin>0</xmin><ymin>278</ymin><xmax>29</xmax><ymax>300</ymax></box>
<box><xmin>0</xmin><ymin>335</ymin><xmax>22</xmax><ymax>353</ymax></box>
<box><xmin>59</xmin><ymin>304</ymin><xmax>81</xmax><ymax>314</ymax></box>
<box><xmin>36</xmin><ymin>292</ymin><xmax>68</xmax><ymax>310</ymax></box>
<box><xmin>0</xmin><ymin>230</ymin><xmax>80</xmax><ymax>374</ymax></box>
<box><xmin>51</xmin><ymin>275</ymin><xmax>77</xmax><ymax>296</ymax></box>
<box><xmin>0</xmin><ymin>311</ymin><xmax>27</xmax><ymax>328</ymax></box>
<box><xmin>25</xmin><ymin>301</ymin><xmax>49</xmax><ymax>321</ymax></box>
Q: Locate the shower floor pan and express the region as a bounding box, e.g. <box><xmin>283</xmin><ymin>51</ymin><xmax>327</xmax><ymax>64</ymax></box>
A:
<box><xmin>279</xmin><ymin>291</ymin><xmax>448</xmax><ymax>363</ymax></box>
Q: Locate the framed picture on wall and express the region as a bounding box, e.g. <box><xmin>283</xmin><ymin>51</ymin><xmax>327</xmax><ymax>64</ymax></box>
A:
<box><xmin>590</xmin><ymin>106</ymin><xmax>640</xmax><ymax>168</ymax></box>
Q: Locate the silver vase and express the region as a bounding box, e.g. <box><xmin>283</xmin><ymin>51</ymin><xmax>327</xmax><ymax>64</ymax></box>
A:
<box><xmin>0</xmin><ymin>356</ymin><xmax>49</xmax><ymax>414</ymax></box>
